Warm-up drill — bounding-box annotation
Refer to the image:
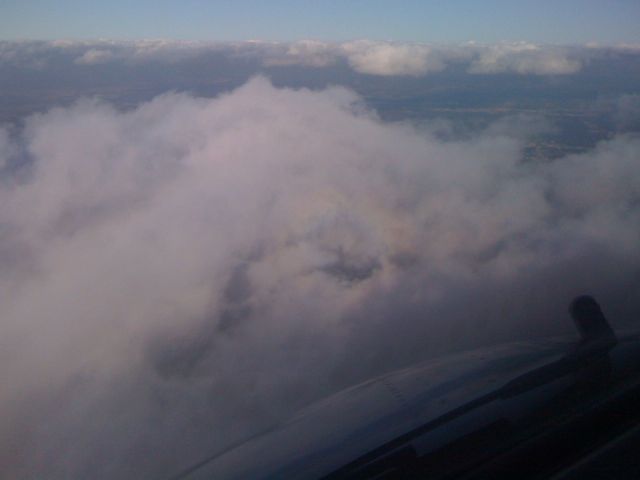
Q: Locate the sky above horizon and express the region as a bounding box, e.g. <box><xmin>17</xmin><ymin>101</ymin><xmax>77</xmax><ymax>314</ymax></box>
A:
<box><xmin>2</xmin><ymin>0</ymin><xmax>640</xmax><ymax>44</ymax></box>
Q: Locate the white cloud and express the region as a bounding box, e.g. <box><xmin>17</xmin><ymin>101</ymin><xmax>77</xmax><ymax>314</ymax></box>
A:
<box><xmin>6</xmin><ymin>40</ymin><xmax>637</xmax><ymax>76</ymax></box>
<box><xmin>259</xmin><ymin>40</ymin><xmax>583</xmax><ymax>76</ymax></box>
<box><xmin>341</xmin><ymin>40</ymin><xmax>448</xmax><ymax>76</ymax></box>
<box><xmin>1</xmin><ymin>78</ymin><xmax>639</xmax><ymax>478</ymax></box>
<box><xmin>467</xmin><ymin>42</ymin><xmax>582</xmax><ymax>75</ymax></box>
<box><xmin>74</xmin><ymin>48</ymin><xmax>116</xmax><ymax>65</ymax></box>
<box><xmin>261</xmin><ymin>40</ymin><xmax>338</xmax><ymax>67</ymax></box>
<box><xmin>127</xmin><ymin>39</ymin><xmax>216</xmax><ymax>62</ymax></box>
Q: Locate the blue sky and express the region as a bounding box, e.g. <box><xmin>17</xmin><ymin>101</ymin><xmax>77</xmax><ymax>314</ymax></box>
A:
<box><xmin>2</xmin><ymin>0</ymin><xmax>639</xmax><ymax>44</ymax></box>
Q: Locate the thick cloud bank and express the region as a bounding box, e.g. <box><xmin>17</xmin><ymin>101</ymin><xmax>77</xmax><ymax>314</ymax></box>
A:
<box><xmin>1</xmin><ymin>78</ymin><xmax>639</xmax><ymax>478</ymax></box>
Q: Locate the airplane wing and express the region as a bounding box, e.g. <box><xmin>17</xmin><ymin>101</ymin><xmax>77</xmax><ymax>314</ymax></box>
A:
<box><xmin>171</xmin><ymin>296</ymin><xmax>640</xmax><ymax>479</ymax></box>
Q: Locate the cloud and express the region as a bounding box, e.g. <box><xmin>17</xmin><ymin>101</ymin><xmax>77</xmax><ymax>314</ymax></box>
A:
<box><xmin>74</xmin><ymin>48</ymin><xmax>116</xmax><ymax>65</ymax></box>
<box><xmin>256</xmin><ymin>40</ymin><xmax>584</xmax><ymax>77</ymax></box>
<box><xmin>0</xmin><ymin>40</ymin><xmax>220</xmax><ymax>70</ymax></box>
<box><xmin>467</xmin><ymin>42</ymin><xmax>582</xmax><ymax>75</ymax></box>
<box><xmin>341</xmin><ymin>41</ymin><xmax>449</xmax><ymax>76</ymax></box>
<box><xmin>1</xmin><ymin>40</ymin><xmax>609</xmax><ymax>76</ymax></box>
<box><xmin>262</xmin><ymin>40</ymin><xmax>585</xmax><ymax>76</ymax></box>
<box><xmin>1</xmin><ymin>78</ymin><xmax>639</xmax><ymax>478</ymax></box>
<box><xmin>261</xmin><ymin>40</ymin><xmax>339</xmax><ymax>67</ymax></box>
<box><xmin>126</xmin><ymin>39</ymin><xmax>218</xmax><ymax>63</ymax></box>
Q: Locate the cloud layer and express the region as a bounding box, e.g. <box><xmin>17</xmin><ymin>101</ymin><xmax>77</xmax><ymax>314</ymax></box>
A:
<box><xmin>3</xmin><ymin>39</ymin><xmax>635</xmax><ymax>76</ymax></box>
<box><xmin>1</xmin><ymin>78</ymin><xmax>639</xmax><ymax>478</ymax></box>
